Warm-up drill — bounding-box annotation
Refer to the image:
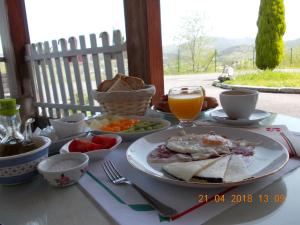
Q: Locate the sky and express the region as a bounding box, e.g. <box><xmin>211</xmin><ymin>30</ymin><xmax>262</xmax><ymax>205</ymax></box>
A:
<box><xmin>160</xmin><ymin>0</ymin><xmax>300</xmax><ymax>44</ymax></box>
<box><xmin>1</xmin><ymin>0</ymin><xmax>300</xmax><ymax>51</ymax></box>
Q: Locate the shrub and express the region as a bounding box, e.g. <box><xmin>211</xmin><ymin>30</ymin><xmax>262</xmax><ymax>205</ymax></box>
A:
<box><xmin>255</xmin><ymin>0</ymin><xmax>286</xmax><ymax>70</ymax></box>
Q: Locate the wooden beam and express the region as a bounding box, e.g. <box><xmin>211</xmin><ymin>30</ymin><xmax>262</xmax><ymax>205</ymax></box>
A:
<box><xmin>5</xmin><ymin>0</ymin><xmax>31</xmax><ymax>96</ymax></box>
<box><xmin>123</xmin><ymin>0</ymin><xmax>164</xmax><ymax>104</ymax></box>
<box><xmin>1</xmin><ymin>0</ymin><xmax>36</xmax><ymax>121</ymax></box>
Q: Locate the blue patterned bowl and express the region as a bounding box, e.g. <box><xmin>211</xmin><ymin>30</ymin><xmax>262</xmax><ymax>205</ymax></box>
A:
<box><xmin>0</xmin><ymin>136</ymin><xmax>51</xmax><ymax>185</ymax></box>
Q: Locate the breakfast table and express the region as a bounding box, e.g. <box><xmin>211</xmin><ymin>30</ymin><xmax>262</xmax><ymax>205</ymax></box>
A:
<box><xmin>1</xmin><ymin>111</ymin><xmax>300</xmax><ymax>225</ymax></box>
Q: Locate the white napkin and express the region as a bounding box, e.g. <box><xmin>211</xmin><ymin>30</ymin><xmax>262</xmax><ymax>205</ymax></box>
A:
<box><xmin>32</xmin><ymin>126</ymin><xmax>59</xmax><ymax>141</ymax></box>
<box><xmin>285</xmin><ymin>131</ymin><xmax>300</xmax><ymax>156</ymax></box>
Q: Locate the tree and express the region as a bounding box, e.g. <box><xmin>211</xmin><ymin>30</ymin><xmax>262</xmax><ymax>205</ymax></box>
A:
<box><xmin>255</xmin><ymin>0</ymin><xmax>286</xmax><ymax>70</ymax></box>
<box><xmin>176</xmin><ymin>13</ymin><xmax>210</xmax><ymax>72</ymax></box>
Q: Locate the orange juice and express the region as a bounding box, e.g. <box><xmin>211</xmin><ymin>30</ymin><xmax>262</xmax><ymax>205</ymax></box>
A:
<box><xmin>168</xmin><ymin>94</ymin><xmax>204</xmax><ymax>120</ymax></box>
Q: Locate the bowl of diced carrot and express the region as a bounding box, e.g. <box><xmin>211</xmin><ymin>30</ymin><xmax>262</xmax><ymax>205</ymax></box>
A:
<box><xmin>85</xmin><ymin>115</ymin><xmax>171</xmax><ymax>140</ymax></box>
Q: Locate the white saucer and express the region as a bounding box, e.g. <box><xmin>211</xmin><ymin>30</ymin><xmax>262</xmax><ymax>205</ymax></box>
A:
<box><xmin>210</xmin><ymin>109</ymin><xmax>271</xmax><ymax>125</ymax></box>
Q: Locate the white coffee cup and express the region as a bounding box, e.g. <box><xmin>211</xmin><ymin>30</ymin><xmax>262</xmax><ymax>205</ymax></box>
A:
<box><xmin>219</xmin><ymin>89</ymin><xmax>258</xmax><ymax>119</ymax></box>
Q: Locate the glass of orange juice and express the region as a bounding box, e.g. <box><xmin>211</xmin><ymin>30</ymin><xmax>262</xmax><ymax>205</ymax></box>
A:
<box><xmin>168</xmin><ymin>86</ymin><xmax>204</xmax><ymax>127</ymax></box>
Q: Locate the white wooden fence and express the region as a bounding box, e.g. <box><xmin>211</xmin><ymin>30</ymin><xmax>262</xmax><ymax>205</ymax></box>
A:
<box><xmin>0</xmin><ymin>57</ymin><xmax>4</xmax><ymax>98</ymax></box>
<box><xmin>25</xmin><ymin>30</ymin><xmax>127</xmax><ymax>118</ymax></box>
<box><xmin>0</xmin><ymin>57</ymin><xmax>9</xmax><ymax>98</ymax></box>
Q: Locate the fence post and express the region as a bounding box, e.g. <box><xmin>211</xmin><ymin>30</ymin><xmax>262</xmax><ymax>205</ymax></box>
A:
<box><xmin>0</xmin><ymin>65</ymin><xmax>4</xmax><ymax>98</ymax></box>
<box><xmin>214</xmin><ymin>49</ymin><xmax>217</xmax><ymax>72</ymax></box>
<box><xmin>253</xmin><ymin>47</ymin><xmax>255</xmax><ymax>68</ymax></box>
<box><xmin>177</xmin><ymin>47</ymin><xmax>180</xmax><ymax>73</ymax></box>
<box><xmin>290</xmin><ymin>48</ymin><xmax>293</xmax><ymax>66</ymax></box>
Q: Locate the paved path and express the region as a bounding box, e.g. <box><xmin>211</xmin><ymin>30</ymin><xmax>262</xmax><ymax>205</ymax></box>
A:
<box><xmin>164</xmin><ymin>73</ymin><xmax>300</xmax><ymax>118</ymax></box>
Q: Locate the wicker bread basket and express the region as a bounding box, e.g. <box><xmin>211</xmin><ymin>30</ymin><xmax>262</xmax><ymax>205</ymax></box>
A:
<box><xmin>92</xmin><ymin>85</ymin><xmax>156</xmax><ymax>116</ymax></box>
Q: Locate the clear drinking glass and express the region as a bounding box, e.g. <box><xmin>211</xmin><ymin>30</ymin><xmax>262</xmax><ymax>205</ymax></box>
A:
<box><xmin>168</xmin><ymin>86</ymin><xmax>204</xmax><ymax>127</ymax></box>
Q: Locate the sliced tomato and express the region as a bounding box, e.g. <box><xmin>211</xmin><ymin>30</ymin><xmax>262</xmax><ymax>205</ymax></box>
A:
<box><xmin>91</xmin><ymin>136</ymin><xmax>117</xmax><ymax>149</ymax></box>
<box><xmin>69</xmin><ymin>139</ymin><xmax>104</xmax><ymax>152</ymax></box>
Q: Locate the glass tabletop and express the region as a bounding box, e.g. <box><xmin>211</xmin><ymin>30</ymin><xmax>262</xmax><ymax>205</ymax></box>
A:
<box><xmin>1</xmin><ymin>112</ymin><xmax>300</xmax><ymax>225</ymax></box>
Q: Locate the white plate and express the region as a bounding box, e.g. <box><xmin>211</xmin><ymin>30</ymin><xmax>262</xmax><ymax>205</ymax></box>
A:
<box><xmin>126</xmin><ymin>126</ymin><xmax>288</xmax><ymax>188</ymax></box>
<box><xmin>86</xmin><ymin>116</ymin><xmax>171</xmax><ymax>140</ymax></box>
<box><xmin>210</xmin><ymin>109</ymin><xmax>271</xmax><ymax>126</ymax></box>
<box><xmin>60</xmin><ymin>134</ymin><xmax>122</xmax><ymax>160</ymax></box>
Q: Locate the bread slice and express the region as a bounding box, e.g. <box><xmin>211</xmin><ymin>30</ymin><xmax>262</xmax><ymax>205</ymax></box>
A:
<box><xmin>97</xmin><ymin>74</ymin><xmax>126</xmax><ymax>92</ymax></box>
<box><xmin>195</xmin><ymin>155</ymin><xmax>230</xmax><ymax>182</ymax></box>
<box><xmin>96</xmin><ymin>73</ymin><xmax>144</xmax><ymax>92</ymax></box>
<box><xmin>124</xmin><ymin>76</ymin><xmax>145</xmax><ymax>90</ymax></box>
<box><xmin>163</xmin><ymin>158</ymin><xmax>220</xmax><ymax>181</ymax></box>
<box><xmin>107</xmin><ymin>77</ymin><xmax>133</xmax><ymax>92</ymax></box>
<box><xmin>223</xmin><ymin>155</ymin><xmax>251</xmax><ymax>183</ymax></box>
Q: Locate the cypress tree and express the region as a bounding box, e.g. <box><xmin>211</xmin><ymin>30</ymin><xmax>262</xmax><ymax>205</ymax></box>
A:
<box><xmin>255</xmin><ymin>0</ymin><xmax>286</xmax><ymax>70</ymax></box>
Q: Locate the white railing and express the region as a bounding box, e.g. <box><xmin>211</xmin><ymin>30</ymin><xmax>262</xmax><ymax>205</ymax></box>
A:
<box><xmin>25</xmin><ymin>30</ymin><xmax>127</xmax><ymax>118</ymax></box>
<box><xmin>0</xmin><ymin>56</ymin><xmax>9</xmax><ymax>98</ymax></box>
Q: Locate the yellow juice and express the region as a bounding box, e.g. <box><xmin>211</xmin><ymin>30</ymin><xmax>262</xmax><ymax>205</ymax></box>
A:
<box><xmin>168</xmin><ymin>94</ymin><xmax>204</xmax><ymax>120</ymax></box>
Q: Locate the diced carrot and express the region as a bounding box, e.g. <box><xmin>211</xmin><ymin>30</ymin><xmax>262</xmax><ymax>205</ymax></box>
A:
<box><xmin>100</xmin><ymin>118</ymin><xmax>140</xmax><ymax>132</ymax></box>
<box><xmin>113</xmin><ymin>127</ymin><xmax>121</xmax><ymax>132</ymax></box>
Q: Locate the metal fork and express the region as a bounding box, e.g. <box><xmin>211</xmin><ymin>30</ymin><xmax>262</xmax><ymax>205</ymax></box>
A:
<box><xmin>102</xmin><ymin>160</ymin><xmax>178</xmax><ymax>217</ymax></box>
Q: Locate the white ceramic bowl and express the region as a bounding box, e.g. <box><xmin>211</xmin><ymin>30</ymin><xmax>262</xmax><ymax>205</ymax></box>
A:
<box><xmin>60</xmin><ymin>134</ymin><xmax>122</xmax><ymax>160</ymax></box>
<box><xmin>38</xmin><ymin>153</ymin><xmax>89</xmax><ymax>187</ymax></box>
<box><xmin>0</xmin><ymin>136</ymin><xmax>51</xmax><ymax>185</ymax></box>
<box><xmin>50</xmin><ymin>113</ymin><xmax>85</xmax><ymax>139</ymax></box>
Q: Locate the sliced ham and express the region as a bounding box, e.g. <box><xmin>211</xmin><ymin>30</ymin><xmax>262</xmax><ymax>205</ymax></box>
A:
<box><xmin>148</xmin><ymin>145</ymin><xmax>193</xmax><ymax>163</ymax></box>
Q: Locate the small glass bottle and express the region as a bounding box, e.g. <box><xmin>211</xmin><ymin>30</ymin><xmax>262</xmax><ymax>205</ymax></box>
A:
<box><xmin>0</xmin><ymin>98</ymin><xmax>24</xmax><ymax>156</ymax></box>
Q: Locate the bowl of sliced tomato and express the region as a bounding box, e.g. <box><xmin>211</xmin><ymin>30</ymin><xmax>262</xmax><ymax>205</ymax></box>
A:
<box><xmin>59</xmin><ymin>134</ymin><xmax>122</xmax><ymax>160</ymax></box>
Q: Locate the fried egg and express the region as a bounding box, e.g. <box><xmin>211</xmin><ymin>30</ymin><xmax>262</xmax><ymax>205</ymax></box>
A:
<box><xmin>166</xmin><ymin>133</ymin><xmax>233</xmax><ymax>157</ymax></box>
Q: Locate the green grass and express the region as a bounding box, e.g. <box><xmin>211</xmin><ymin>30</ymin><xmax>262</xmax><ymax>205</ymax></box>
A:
<box><xmin>224</xmin><ymin>70</ymin><xmax>300</xmax><ymax>87</ymax></box>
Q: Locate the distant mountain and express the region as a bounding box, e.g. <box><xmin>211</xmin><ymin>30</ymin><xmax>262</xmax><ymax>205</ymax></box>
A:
<box><xmin>219</xmin><ymin>45</ymin><xmax>254</xmax><ymax>56</ymax></box>
<box><xmin>163</xmin><ymin>37</ymin><xmax>300</xmax><ymax>60</ymax></box>
<box><xmin>163</xmin><ymin>37</ymin><xmax>255</xmax><ymax>54</ymax></box>
<box><xmin>218</xmin><ymin>45</ymin><xmax>254</xmax><ymax>64</ymax></box>
<box><xmin>211</xmin><ymin>37</ymin><xmax>254</xmax><ymax>50</ymax></box>
<box><xmin>285</xmin><ymin>38</ymin><xmax>300</xmax><ymax>49</ymax></box>
<box><xmin>164</xmin><ymin>37</ymin><xmax>300</xmax><ymax>52</ymax></box>
<box><xmin>163</xmin><ymin>44</ymin><xmax>179</xmax><ymax>56</ymax></box>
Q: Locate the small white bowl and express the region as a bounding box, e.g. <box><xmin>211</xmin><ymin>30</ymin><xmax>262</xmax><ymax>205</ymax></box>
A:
<box><xmin>50</xmin><ymin>113</ymin><xmax>85</xmax><ymax>139</ymax></box>
<box><xmin>60</xmin><ymin>134</ymin><xmax>122</xmax><ymax>160</ymax></box>
<box><xmin>38</xmin><ymin>153</ymin><xmax>89</xmax><ymax>187</ymax></box>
